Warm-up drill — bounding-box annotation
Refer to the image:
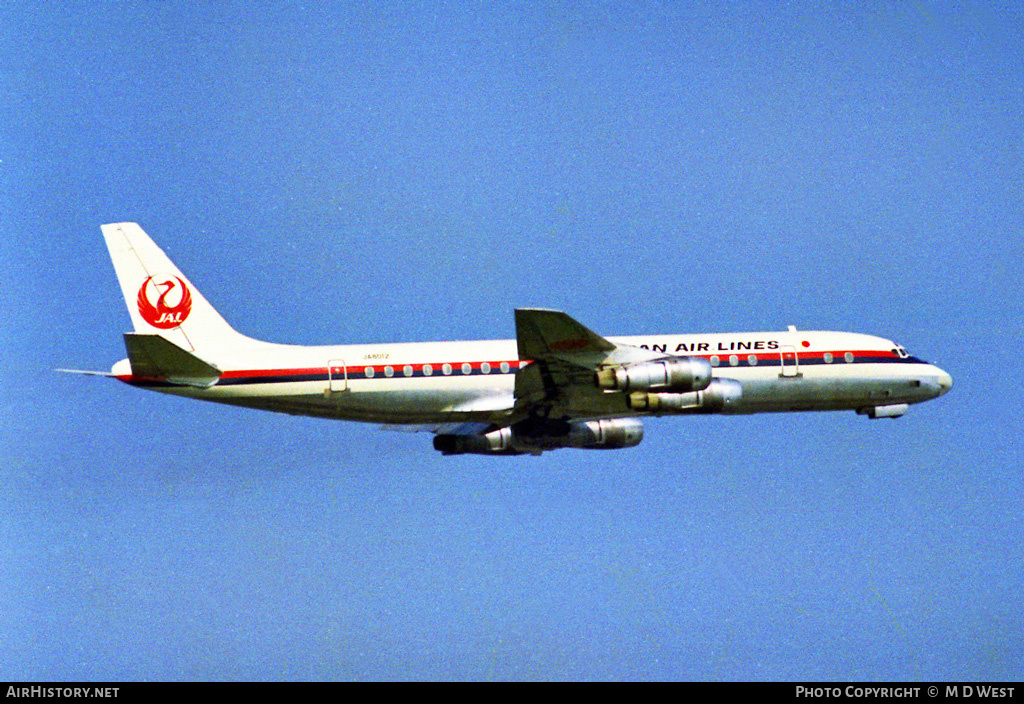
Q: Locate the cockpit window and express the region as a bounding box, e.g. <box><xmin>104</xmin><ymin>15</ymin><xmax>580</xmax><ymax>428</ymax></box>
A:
<box><xmin>893</xmin><ymin>346</ymin><xmax>910</xmax><ymax>359</ymax></box>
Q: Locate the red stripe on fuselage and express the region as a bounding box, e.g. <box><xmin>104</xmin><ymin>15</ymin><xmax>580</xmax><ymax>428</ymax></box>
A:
<box><xmin>116</xmin><ymin>349</ymin><xmax>912</xmax><ymax>386</ymax></box>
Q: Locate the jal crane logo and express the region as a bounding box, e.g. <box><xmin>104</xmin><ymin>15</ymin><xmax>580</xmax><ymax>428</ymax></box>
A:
<box><xmin>137</xmin><ymin>276</ymin><xmax>193</xmax><ymax>329</ymax></box>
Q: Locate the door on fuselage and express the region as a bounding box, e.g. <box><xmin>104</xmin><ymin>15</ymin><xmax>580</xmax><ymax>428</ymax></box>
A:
<box><xmin>779</xmin><ymin>346</ymin><xmax>801</xmax><ymax>378</ymax></box>
<box><xmin>328</xmin><ymin>360</ymin><xmax>347</xmax><ymax>394</ymax></box>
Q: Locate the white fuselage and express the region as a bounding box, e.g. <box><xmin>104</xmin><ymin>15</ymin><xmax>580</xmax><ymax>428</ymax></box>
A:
<box><xmin>114</xmin><ymin>328</ymin><xmax>953</xmax><ymax>425</ymax></box>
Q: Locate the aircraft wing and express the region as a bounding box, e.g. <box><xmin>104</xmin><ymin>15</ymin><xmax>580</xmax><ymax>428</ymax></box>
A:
<box><xmin>390</xmin><ymin>310</ymin><xmax>664</xmax><ymax>445</ymax></box>
<box><xmin>514</xmin><ymin>308</ymin><xmax>617</xmax><ymax>360</ymax></box>
<box><xmin>512</xmin><ymin>308</ymin><xmax>662</xmax><ymax>417</ymax></box>
<box><xmin>379</xmin><ymin>421</ymin><xmax>495</xmax><ymax>436</ymax></box>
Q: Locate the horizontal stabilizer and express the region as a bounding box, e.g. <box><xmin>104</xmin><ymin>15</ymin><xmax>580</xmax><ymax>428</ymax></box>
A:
<box><xmin>123</xmin><ymin>333</ymin><xmax>221</xmax><ymax>388</ymax></box>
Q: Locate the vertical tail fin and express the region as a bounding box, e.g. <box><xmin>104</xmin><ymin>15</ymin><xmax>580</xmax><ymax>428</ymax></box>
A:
<box><xmin>102</xmin><ymin>222</ymin><xmax>260</xmax><ymax>353</ymax></box>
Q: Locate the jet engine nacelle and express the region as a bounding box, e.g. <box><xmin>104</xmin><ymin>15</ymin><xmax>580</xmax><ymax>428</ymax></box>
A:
<box><xmin>595</xmin><ymin>357</ymin><xmax>713</xmax><ymax>393</ymax></box>
<box><xmin>627</xmin><ymin>377</ymin><xmax>743</xmax><ymax>414</ymax></box>
<box><xmin>434</xmin><ymin>418</ymin><xmax>644</xmax><ymax>455</ymax></box>
<box><xmin>433</xmin><ymin>426</ymin><xmax>516</xmax><ymax>455</ymax></box>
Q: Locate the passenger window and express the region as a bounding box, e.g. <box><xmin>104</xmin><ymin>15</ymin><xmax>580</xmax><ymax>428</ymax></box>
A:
<box><xmin>423</xmin><ymin>364</ymin><xmax>433</xmax><ymax>376</ymax></box>
<box><xmin>500</xmin><ymin>362</ymin><xmax>510</xmax><ymax>374</ymax></box>
<box><xmin>403</xmin><ymin>365</ymin><xmax>413</xmax><ymax>377</ymax></box>
<box><xmin>481</xmin><ymin>362</ymin><xmax>491</xmax><ymax>374</ymax></box>
<box><xmin>823</xmin><ymin>353</ymin><xmax>833</xmax><ymax>364</ymax></box>
<box><xmin>844</xmin><ymin>352</ymin><xmax>854</xmax><ymax>363</ymax></box>
<box><xmin>710</xmin><ymin>355</ymin><xmax>720</xmax><ymax>367</ymax></box>
<box><xmin>461</xmin><ymin>363</ymin><xmax>472</xmax><ymax>375</ymax></box>
<box><xmin>442</xmin><ymin>364</ymin><xmax>452</xmax><ymax>376</ymax></box>
<box><xmin>729</xmin><ymin>355</ymin><xmax>739</xmax><ymax>366</ymax></box>
<box><xmin>365</xmin><ymin>367</ymin><xmax>375</xmax><ymax>378</ymax></box>
<box><xmin>748</xmin><ymin>354</ymin><xmax>758</xmax><ymax>366</ymax></box>
<box><xmin>384</xmin><ymin>366</ymin><xmax>394</xmax><ymax>377</ymax></box>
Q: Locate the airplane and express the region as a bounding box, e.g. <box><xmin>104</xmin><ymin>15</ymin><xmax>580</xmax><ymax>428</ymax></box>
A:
<box><xmin>60</xmin><ymin>222</ymin><xmax>953</xmax><ymax>456</ymax></box>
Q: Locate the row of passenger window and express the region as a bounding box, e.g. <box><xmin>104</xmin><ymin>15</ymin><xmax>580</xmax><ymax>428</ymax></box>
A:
<box><xmin>362</xmin><ymin>352</ymin><xmax>859</xmax><ymax>377</ymax></box>
<box><xmin>708</xmin><ymin>352</ymin><xmax>856</xmax><ymax>367</ymax></box>
<box><xmin>364</xmin><ymin>362</ymin><xmax>513</xmax><ymax>378</ymax></box>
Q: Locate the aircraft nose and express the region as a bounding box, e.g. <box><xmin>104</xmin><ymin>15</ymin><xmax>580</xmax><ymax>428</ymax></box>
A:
<box><xmin>937</xmin><ymin>370</ymin><xmax>953</xmax><ymax>396</ymax></box>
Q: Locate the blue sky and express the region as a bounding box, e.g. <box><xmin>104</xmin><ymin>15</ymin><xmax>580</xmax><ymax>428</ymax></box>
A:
<box><xmin>2</xmin><ymin>1</ymin><xmax>1021</xmax><ymax>681</ymax></box>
